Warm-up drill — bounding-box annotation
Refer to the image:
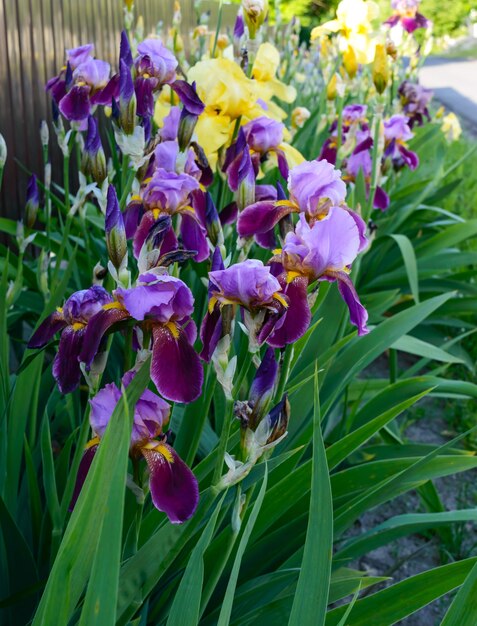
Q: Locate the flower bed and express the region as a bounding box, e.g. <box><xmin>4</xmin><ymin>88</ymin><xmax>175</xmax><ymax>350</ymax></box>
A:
<box><xmin>1</xmin><ymin>0</ymin><xmax>477</xmax><ymax>624</ymax></box>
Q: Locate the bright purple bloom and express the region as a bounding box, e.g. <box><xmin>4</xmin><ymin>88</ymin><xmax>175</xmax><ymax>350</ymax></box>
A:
<box><xmin>342</xmin><ymin>104</ymin><xmax>368</xmax><ymax>124</ymax></box>
<box><xmin>385</xmin><ymin>0</ymin><xmax>429</xmax><ymax>33</ymax></box>
<box><xmin>71</xmin><ymin>369</ymin><xmax>199</xmax><ymax>523</ymax></box>
<box><xmin>209</xmin><ymin>260</ymin><xmax>282</xmax><ymax>309</ymax></box>
<box><xmin>80</xmin><ymin>273</ymin><xmax>203</xmax><ymax>404</ymax></box>
<box><xmin>344</xmin><ymin>134</ymin><xmax>390</xmax><ymax>210</ymax></box>
<box><xmin>47</xmin><ymin>44</ymin><xmax>117</xmax><ymax>124</ymax></box>
<box><xmin>135</xmin><ymin>39</ymin><xmax>178</xmax><ymax>85</ymax></box>
<box><xmin>134</xmin><ymin>38</ymin><xmax>178</xmax><ymax>117</ymax></box>
<box><xmin>160</xmin><ymin>106</ymin><xmax>181</xmax><ymax>141</ymax></box>
<box><xmin>237</xmin><ymin>159</ymin><xmax>347</xmax><ymax>245</ymax></box>
<box><xmin>398</xmin><ymin>80</ymin><xmax>432</xmax><ymax>128</ymax></box>
<box><xmin>200</xmin><ymin>260</ymin><xmax>288</xmax><ymax>360</ymax></box>
<box><xmin>27</xmin><ymin>286</ymin><xmax>113</xmax><ymax>393</ymax></box>
<box><xmin>383</xmin><ymin>115</ymin><xmax>419</xmax><ymax>170</ymax></box>
<box><xmin>289</xmin><ymin>160</ymin><xmax>347</xmax><ymax>214</ymax></box>
<box><xmin>131</xmin><ymin>168</ymin><xmax>205</xmax><ymax>261</ymax></box>
<box><xmin>242</xmin><ymin>117</ymin><xmax>288</xmax><ymax>179</ymax></box>
<box><xmin>271</xmin><ymin>210</ymin><xmax>369</xmax><ymax>339</ymax></box>
<box><xmin>90</xmin><ymin>370</ymin><xmax>170</xmax><ymax>444</ymax></box>
<box><xmin>66</xmin><ymin>44</ymin><xmax>94</xmax><ymax>68</ymax></box>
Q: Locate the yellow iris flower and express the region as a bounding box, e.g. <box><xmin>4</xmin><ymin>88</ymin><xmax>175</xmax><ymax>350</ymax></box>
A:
<box><xmin>311</xmin><ymin>0</ymin><xmax>379</xmax><ymax>65</ymax></box>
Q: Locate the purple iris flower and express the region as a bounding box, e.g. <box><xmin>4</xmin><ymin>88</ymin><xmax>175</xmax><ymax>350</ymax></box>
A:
<box><xmin>79</xmin><ymin>273</ymin><xmax>203</xmax><ymax>404</ymax></box>
<box><xmin>46</xmin><ymin>44</ymin><xmax>118</xmax><ymax>124</ymax></box>
<box><xmin>200</xmin><ymin>259</ymin><xmax>289</xmax><ymax>361</ymax></box>
<box><xmin>223</xmin><ymin>129</ymin><xmax>256</xmax><ymax>209</ymax></box>
<box><xmin>130</xmin><ymin>168</ymin><xmax>206</xmax><ymax>261</ymax></box>
<box><xmin>27</xmin><ymin>286</ymin><xmax>113</xmax><ymax>393</ymax></box>
<box><xmin>71</xmin><ymin>369</ymin><xmax>199</xmax><ymax>524</ymax></box>
<box><xmin>344</xmin><ymin>133</ymin><xmax>390</xmax><ymax>210</ymax></box>
<box><xmin>242</xmin><ymin>117</ymin><xmax>289</xmax><ymax>179</ymax></box>
<box><xmin>319</xmin><ymin>105</ymin><xmax>369</xmax><ymax>165</ymax></box>
<box><xmin>385</xmin><ymin>0</ymin><xmax>429</xmax><ymax>33</ymax></box>
<box><xmin>398</xmin><ymin>80</ymin><xmax>433</xmax><ymax>128</ymax></box>
<box><xmin>134</xmin><ymin>38</ymin><xmax>178</xmax><ymax>117</ymax></box>
<box><xmin>383</xmin><ymin>115</ymin><xmax>419</xmax><ymax>171</ymax></box>
<box><xmin>237</xmin><ymin>159</ymin><xmax>347</xmax><ymax>245</ymax></box>
<box><xmin>267</xmin><ymin>210</ymin><xmax>369</xmax><ymax>346</ymax></box>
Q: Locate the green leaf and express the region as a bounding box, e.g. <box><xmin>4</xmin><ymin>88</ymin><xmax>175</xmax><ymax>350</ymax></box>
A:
<box><xmin>391</xmin><ymin>335</ymin><xmax>465</xmax><ymax>364</ymax></box>
<box><xmin>32</xmin><ymin>358</ymin><xmax>151</xmax><ymax>626</ymax></box>
<box><xmin>326</xmin><ymin>558</ymin><xmax>477</xmax><ymax>626</ymax></box>
<box><xmin>0</xmin><ymin>495</ymin><xmax>39</xmax><ymax>624</ymax></box>
<box><xmin>335</xmin><ymin>510</ymin><xmax>477</xmax><ymax>562</ymax></box>
<box><xmin>320</xmin><ymin>292</ymin><xmax>455</xmax><ymax>413</ymax></box>
<box><xmin>167</xmin><ymin>492</ymin><xmax>227</xmax><ymax>626</ymax></box>
<box><xmin>389</xmin><ymin>234</ymin><xmax>419</xmax><ymax>303</ymax></box>
<box><xmin>326</xmin><ymin>388</ymin><xmax>433</xmax><ymax>470</ymax></box>
<box><xmin>217</xmin><ymin>467</ymin><xmax>268</xmax><ymax>626</ymax></box>
<box><xmin>289</xmin><ymin>366</ymin><xmax>332</xmax><ymax>626</ymax></box>
<box><xmin>441</xmin><ymin>560</ymin><xmax>477</xmax><ymax>626</ymax></box>
<box><xmin>78</xmin><ymin>390</ymin><xmax>133</xmax><ymax>626</ymax></box>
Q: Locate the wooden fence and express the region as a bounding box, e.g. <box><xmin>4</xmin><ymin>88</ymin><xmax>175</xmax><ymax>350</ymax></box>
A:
<box><xmin>0</xmin><ymin>0</ymin><xmax>196</xmax><ymax>219</ymax></box>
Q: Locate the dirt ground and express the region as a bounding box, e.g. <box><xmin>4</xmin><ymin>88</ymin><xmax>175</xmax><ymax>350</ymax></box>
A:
<box><xmin>343</xmin><ymin>406</ymin><xmax>477</xmax><ymax>625</ymax></box>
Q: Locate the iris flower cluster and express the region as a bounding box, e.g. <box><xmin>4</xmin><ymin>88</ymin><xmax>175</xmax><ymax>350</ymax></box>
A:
<box><xmin>28</xmin><ymin>0</ymin><xmax>433</xmax><ymax>524</ymax></box>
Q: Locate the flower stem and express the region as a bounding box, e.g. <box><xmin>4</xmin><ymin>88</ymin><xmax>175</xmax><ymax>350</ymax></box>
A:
<box><xmin>212</xmin><ymin>398</ymin><xmax>234</xmax><ymax>486</ymax></box>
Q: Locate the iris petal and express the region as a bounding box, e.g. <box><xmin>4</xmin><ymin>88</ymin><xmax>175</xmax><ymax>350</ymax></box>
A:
<box><xmin>142</xmin><ymin>443</ymin><xmax>199</xmax><ymax>523</ymax></box>
<box><xmin>53</xmin><ymin>326</ymin><xmax>86</xmax><ymax>394</ymax></box>
<box><xmin>28</xmin><ymin>310</ymin><xmax>67</xmax><ymax>348</ymax></box>
<box><xmin>151</xmin><ymin>324</ymin><xmax>203</xmax><ymax>403</ymax></box>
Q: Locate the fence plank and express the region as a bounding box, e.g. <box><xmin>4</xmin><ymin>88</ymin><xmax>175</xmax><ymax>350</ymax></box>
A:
<box><xmin>0</xmin><ymin>0</ymin><xmax>196</xmax><ymax>219</ymax></box>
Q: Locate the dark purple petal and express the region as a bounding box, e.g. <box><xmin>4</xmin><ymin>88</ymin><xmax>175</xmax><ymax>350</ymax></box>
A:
<box><xmin>133</xmin><ymin>211</ymin><xmax>159</xmax><ymax>258</ymax></box>
<box><xmin>255</xmin><ymin>228</ymin><xmax>277</xmax><ymax>250</ymax></box>
<box><xmin>171</xmin><ymin>80</ymin><xmax>204</xmax><ymax>116</ymax></box>
<box><xmin>353</xmin><ymin>136</ymin><xmax>373</xmax><ymax>155</ymax></box>
<box><xmin>276</xmin><ymin>149</ymin><xmax>289</xmax><ymax>179</ymax></box>
<box><xmin>237</xmin><ymin>201</ymin><xmax>296</xmax><ymax>238</ymax></box>
<box><xmin>398</xmin><ymin>144</ymin><xmax>419</xmax><ymax>170</ymax></box>
<box><xmin>69</xmin><ymin>443</ymin><xmax>99</xmax><ymax>511</ymax></box>
<box><xmin>319</xmin><ymin>140</ymin><xmax>337</xmax><ymax>165</ymax></box>
<box><xmin>329</xmin><ymin>270</ymin><xmax>369</xmax><ymax>336</ymax></box>
<box><xmin>374</xmin><ymin>186</ymin><xmax>390</xmax><ymax>211</ymax></box>
<box><xmin>59</xmin><ymin>85</ymin><xmax>91</xmax><ymax>121</ymax></box>
<box><xmin>135</xmin><ymin>77</ymin><xmax>154</xmax><ymax>118</ymax></box>
<box><xmin>28</xmin><ymin>310</ymin><xmax>67</xmax><ymax>348</ymax></box>
<box><xmin>79</xmin><ymin>307</ymin><xmax>130</xmax><ymax>367</ymax></box>
<box><xmin>120</xmin><ymin>59</ymin><xmax>134</xmax><ymax>102</ymax></box>
<box><xmin>151</xmin><ymin>324</ymin><xmax>203</xmax><ymax>403</ymax></box>
<box><xmin>211</xmin><ymin>246</ymin><xmax>225</xmax><ymax>272</ymax></box>
<box><xmin>84</xmin><ymin>116</ymin><xmax>101</xmax><ymax>154</ymax></box>
<box><xmin>142</xmin><ymin>443</ymin><xmax>199</xmax><ymax>523</ymax></box>
<box><xmin>53</xmin><ymin>326</ymin><xmax>86</xmax><ymax>394</ymax></box>
<box><xmin>180</xmin><ymin>213</ymin><xmax>209</xmax><ymax>262</ymax></box>
<box><xmin>124</xmin><ymin>198</ymin><xmax>144</xmax><ymax>239</ymax></box>
<box><xmin>199</xmin><ymin>304</ymin><xmax>222</xmax><ymax>362</ymax></box>
<box><xmin>46</xmin><ymin>75</ymin><xmax>67</xmax><ymax>104</ymax></box>
<box><xmin>90</xmin><ymin>74</ymin><xmax>119</xmax><ymax>106</ymax></box>
<box><xmin>266</xmin><ymin>277</ymin><xmax>311</xmax><ymax>348</ymax></box>
<box><xmin>219</xmin><ymin>201</ymin><xmax>238</xmax><ymax>226</ymax></box>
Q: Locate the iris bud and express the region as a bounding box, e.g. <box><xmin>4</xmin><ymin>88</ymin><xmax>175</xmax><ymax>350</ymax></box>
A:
<box><xmin>105</xmin><ymin>184</ymin><xmax>127</xmax><ymax>271</ymax></box>
<box><xmin>25</xmin><ymin>175</ymin><xmax>40</xmax><ymax>229</ymax></box>
<box><xmin>372</xmin><ymin>44</ymin><xmax>389</xmax><ymax>95</ymax></box>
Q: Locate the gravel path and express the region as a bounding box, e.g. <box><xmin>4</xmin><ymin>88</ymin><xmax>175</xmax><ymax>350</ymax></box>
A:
<box><xmin>420</xmin><ymin>57</ymin><xmax>477</xmax><ymax>131</ymax></box>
